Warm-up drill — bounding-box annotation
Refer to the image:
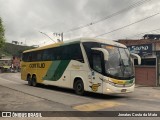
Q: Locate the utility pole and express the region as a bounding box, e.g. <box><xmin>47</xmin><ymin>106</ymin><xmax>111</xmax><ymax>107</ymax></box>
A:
<box><xmin>61</xmin><ymin>32</ymin><xmax>63</xmax><ymax>41</ymax></box>
<box><xmin>39</xmin><ymin>31</ymin><xmax>56</xmax><ymax>43</ymax></box>
<box><xmin>53</xmin><ymin>32</ymin><xmax>63</xmax><ymax>42</ymax></box>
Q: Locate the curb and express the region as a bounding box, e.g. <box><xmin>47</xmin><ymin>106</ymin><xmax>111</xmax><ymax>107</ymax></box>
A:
<box><xmin>135</xmin><ymin>85</ymin><xmax>151</xmax><ymax>88</ymax></box>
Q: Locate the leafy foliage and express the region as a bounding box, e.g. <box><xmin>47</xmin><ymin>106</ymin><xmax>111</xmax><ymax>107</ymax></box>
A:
<box><xmin>0</xmin><ymin>17</ymin><xmax>5</xmax><ymax>48</ymax></box>
<box><xmin>0</xmin><ymin>17</ymin><xmax>34</xmax><ymax>57</ymax></box>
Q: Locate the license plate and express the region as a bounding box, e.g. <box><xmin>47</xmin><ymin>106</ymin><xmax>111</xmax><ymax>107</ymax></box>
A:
<box><xmin>121</xmin><ymin>89</ymin><xmax>127</xmax><ymax>92</ymax></box>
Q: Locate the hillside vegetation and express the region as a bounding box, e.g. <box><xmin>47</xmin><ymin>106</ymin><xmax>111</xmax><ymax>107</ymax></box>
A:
<box><xmin>0</xmin><ymin>43</ymin><xmax>35</xmax><ymax>57</ymax></box>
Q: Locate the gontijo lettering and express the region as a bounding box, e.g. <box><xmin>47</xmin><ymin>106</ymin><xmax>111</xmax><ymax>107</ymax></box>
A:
<box><xmin>29</xmin><ymin>63</ymin><xmax>45</xmax><ymax>68</ymax></box>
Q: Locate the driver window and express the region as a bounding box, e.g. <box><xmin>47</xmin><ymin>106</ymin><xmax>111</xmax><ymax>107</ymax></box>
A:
<box><xmin>92</xmin><ymin>53</ymin><xmax>102</xmax><ymax>73</ymax></box>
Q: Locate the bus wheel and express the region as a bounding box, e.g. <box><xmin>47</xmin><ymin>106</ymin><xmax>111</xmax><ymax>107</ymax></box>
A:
<box><xmin>32</xmin><ymin>75</ymin><xmax>37</xmax><ymax>87</ymax></box>
<box><xmin>74</xmin><ymin>79</ymin><xmax>84</xmax><ymax>95</ymax></box>
<box><xmin>27</xmin><ymin>75</ymin><xmax>32</xmax><ymax>86</ymax></box>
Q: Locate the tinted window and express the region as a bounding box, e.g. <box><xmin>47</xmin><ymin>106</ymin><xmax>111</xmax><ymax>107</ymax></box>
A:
<box><xmin>42</xmin><ymin>49</ymin><xmax>52</xmax><ymax>61</ymax></box>
<box><xmin>22</xmin><ymin>53</ymin><xmax>28</xmax><ymax>62</ymax></box>
<box><xmin>52</xmin><ymin>44</ymin><xmax>84</xmax><ymax>62</ymax></box>
<box><xmin>22</xmin><ymin>43</ymin><xmax>84</xmax><ymax>62</ymax></box>
<box><xmin>37</xmin><ymin>51</ymin><xmax>43</xmax><ymax>61</ymax></box>
<box><xmin>92</xmin><ymin>53</ymin><xmax>102</xmax><ymax>73</ymax></box>
<box><xmin>83</xmin><ymin>42</ymin><xmax>100</xmax><ymax>67</ymax></box>
<box><xmin>69</xmin><ymin>44</ymin><xmax>84</xmax><ymax>62</ymax></box>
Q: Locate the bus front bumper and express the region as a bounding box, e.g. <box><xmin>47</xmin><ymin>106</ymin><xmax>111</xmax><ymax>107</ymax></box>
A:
<box><xmin>103</xmin><ymin>83</ymin><xmax>135</xmax><ymax>94</ymax></box>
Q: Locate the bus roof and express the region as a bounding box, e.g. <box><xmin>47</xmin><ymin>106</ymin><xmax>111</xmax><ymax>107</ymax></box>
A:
<box><xmin>23</xmin><ymin>37</ymin><xmax>127</xmax><ymax>53</ymax></box>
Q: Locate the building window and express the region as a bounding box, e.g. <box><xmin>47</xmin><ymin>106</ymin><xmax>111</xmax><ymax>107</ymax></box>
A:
<box><xmin>134</xmin><ymin>58</ymin><xmax>156</xmax><ymax>66</ymax></box>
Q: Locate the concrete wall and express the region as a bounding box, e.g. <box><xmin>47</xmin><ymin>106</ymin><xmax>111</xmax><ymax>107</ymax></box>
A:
<box><xmin>135</xmin><ymin>66</ymin><xmax>156</xmax><ymax>86</ymax></box>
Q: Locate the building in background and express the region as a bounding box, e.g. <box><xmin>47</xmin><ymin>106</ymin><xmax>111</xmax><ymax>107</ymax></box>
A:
<box><xmin>0</xmin><ymin>56</ymin><xmax>21</xmax><ymax>73</ymax></box>
<box><xmin>11</xmin><ymin>56</ymin><xmax>21</xmax><ymax>72</ymax></box>
<box><xmin>118</xmin><ymin>34</ymin><xmax>160</xmax><ymax>87</ymax></box>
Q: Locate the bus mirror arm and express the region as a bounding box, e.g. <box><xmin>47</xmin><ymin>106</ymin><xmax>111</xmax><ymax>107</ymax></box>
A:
<box><xmin>130</xmin><ymin>53</ymin><xmax>141</xmax><ymax>65</ymax></box>
<box><xmin>91</xmin><ymin>48</ymin><xmax>109</xmax><ymax>61</ymax></box>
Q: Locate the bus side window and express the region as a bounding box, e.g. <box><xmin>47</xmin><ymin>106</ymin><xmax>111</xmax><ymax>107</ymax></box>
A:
<box><xmin>69</xmin><ymin>44</ymin><xmax>84</xmax><ymax>62</ymax></box>
<box><xmin>27</xmin><ymin>53</ymin><xmax>32</xmax><ymax>62</ymax></box>
<box><xmin>54</xmin><ymin>47</ymin><xmax>61</xmax><ymax>60</ymax></box>
<box><xmin>92</xmin><ymin>53</ymin><xmax>102</xmax><ymax>73</ymax></box>
<box><xmin>43</xmin><ymin>49</ymin><xmax>51</xmax><ymax>61</ymax></box>
<box><xmin>22</xmin><ymin>53</ymin><xmax>28</xmax><ymax>62</ymax></box>
<box><xmin>61</xmin><ymin>46</ymin><xmax>70</xmax><ymax>60</ymax></box>
<box><xmin>37</xmin><ymin>51</ymin><xmax>42</xmax><ymax>61</ymax></box>
<box><xmin>32</xmin><ymin>52</ymin><xmax>37</xmax><ymax>61</ymax></box>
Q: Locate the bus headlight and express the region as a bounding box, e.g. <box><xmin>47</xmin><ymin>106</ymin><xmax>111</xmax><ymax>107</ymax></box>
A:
<box><xmin>103</xmin><ymin>79</ymin><xmax>115</xmax><ymax>86</ymax></box>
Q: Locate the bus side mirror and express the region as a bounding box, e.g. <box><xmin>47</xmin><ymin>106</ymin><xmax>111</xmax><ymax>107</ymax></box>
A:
<box><xmin>91</xmin><ymin>48</ymin><xmax>109</xmax><ymax>61</ymax></box>
<box><xmin>130</xmin><ymin>53</ymin><xmax>141</xmax><ymax>65</ymax></box>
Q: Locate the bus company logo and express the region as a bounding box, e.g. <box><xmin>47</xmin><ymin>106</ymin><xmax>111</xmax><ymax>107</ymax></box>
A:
<box><xmin>90</xmin><ymin>83</ymin><xmax>101</xmax><ymax>92</ymax></box>
<box><xmin>71</xmin><ymin>64</ymin><xmax>83</xmax><ymax>69</ymax></box>
<box><xmin>29</xmin><ymin>63</ymin><xmax>45</xmax><ymax>68</ymax></box>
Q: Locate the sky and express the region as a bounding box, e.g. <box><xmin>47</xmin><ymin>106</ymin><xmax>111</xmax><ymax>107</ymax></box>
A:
<box><xmin>0</xmin><ymin>0</ymin><xmax>160</xmax><ymax>46</ymax></box>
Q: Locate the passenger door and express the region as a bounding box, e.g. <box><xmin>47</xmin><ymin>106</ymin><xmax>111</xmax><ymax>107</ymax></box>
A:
<box><xmin>90</xmin><ymin>51</ymin><xmax>103</xmax><ymax>93</ymax></box>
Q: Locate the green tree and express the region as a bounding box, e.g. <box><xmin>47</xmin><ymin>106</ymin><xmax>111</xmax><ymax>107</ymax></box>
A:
<box><xmin>0</xmin><ymin>17</ymin><xmax>5</xmax><ymax>48</ymax></box>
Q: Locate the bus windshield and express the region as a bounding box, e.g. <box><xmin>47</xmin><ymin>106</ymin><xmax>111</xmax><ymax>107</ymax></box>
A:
<box><xmin>102</xmin><ymin>45</ymin><xmax>134</xmax><ymax>79</ymax></box>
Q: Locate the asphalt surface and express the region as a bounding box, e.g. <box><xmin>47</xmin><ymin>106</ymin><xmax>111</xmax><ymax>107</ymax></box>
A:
<box><xmin>0</xmin><ymin>73</ymin><xmax>160</xmax><ymax>120</ymax></box>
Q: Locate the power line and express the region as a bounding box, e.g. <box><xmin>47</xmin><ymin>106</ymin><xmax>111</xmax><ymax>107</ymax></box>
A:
<box><xmin>64</xmin><ymin>0</ymin><xmax>152</xmax><ymax>33</ymax></box>
<box><xmin>125</xmin><ymin>27</ymin><xmax>160</xmax><ymax>39</ymax></box>
<box><xmin>39</xmin><ymin>31</ymin><xmax>56</xmax><ymax>43</ymax></box>
<box><xmin>111</xmin><ymin>27</ymin><xmax>160</xmax><ymax>40</ymax></box>
<box><xmin>95</xmin><ymin>13</ymin><xmax>159</xmax><ymax>37</ymax></box>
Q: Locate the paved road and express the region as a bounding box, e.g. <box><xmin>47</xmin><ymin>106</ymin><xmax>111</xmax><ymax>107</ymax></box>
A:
<box><xmin>0</xmin><ymin>73</ymin><xmax>160</xmax><ymax>120</ymax></box>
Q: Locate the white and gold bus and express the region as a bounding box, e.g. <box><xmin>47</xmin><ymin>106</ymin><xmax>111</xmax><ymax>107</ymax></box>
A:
<box><xmin>21</xmin><ymin>38</ymin><xmax>141</xmax><ymax>95</ymax></box>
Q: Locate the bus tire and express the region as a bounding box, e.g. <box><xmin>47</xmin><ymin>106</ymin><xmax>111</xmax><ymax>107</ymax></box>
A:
<box><xmin>74</xmin><ymin>79</ymin><xmax>84</xmax><ymax>95</ymax></box>
<box><xmin>32</xmin><ymin>75</ymin><xmax>37</xmax><ymax>87</ymax></box>
<box><xmin>27</xmin><ymin>75</ymin><xmax>32</xmax><ymax>86</ymax></box>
